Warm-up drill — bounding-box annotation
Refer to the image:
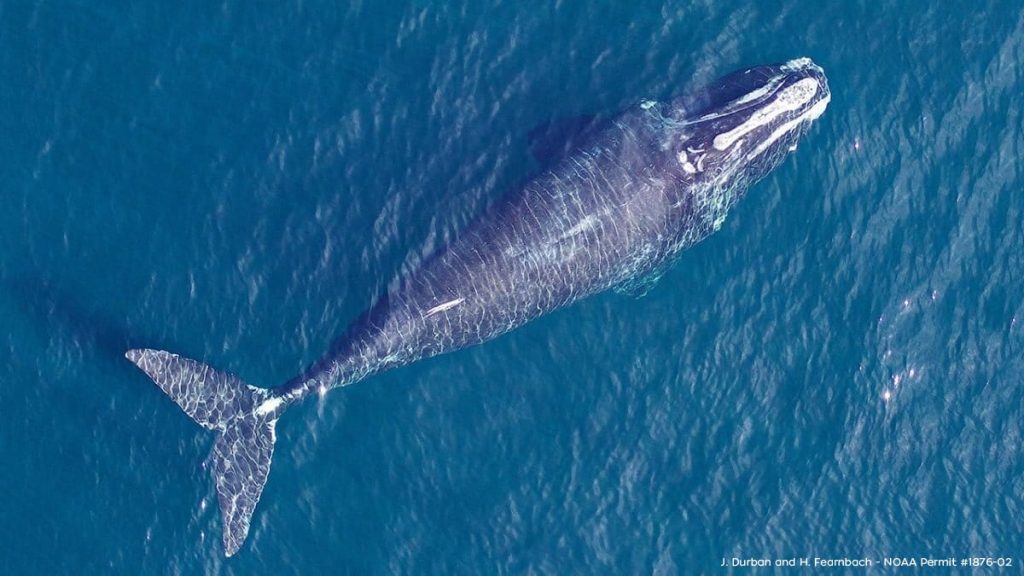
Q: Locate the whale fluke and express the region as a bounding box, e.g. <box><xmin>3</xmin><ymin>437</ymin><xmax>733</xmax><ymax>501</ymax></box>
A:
<box><xmin>125</xmin><ymin>349</ymin><xmax>282</xmax><ymax>556</ymax></box>
<box><xmin>209</xmin><ymin>411</ymin><xmax>277</xmax><ymax>556</ymax></box>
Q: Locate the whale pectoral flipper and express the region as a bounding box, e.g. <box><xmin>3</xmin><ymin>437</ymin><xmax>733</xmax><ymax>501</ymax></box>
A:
<box><xmin>125</xmin><ymin>348</ymin><xmax>282</xmax><ymax>556</ymax></box>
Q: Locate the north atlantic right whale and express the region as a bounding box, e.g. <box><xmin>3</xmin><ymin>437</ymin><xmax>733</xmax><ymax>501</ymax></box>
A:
<box><xmin>126</xmin><ymin>57</ymin><xmax>831</xmax><ymax>556</ymax></box>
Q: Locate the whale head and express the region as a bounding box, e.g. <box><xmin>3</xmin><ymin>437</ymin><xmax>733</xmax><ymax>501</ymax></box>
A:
<box><xmin>665</xmin><ymin>57</ymin><xmax>830</xmax><ymax>190</ymax></box>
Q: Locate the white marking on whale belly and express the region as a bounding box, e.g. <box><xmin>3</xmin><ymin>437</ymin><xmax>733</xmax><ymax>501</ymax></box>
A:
<box><xmin>255</xmin><ymin>397</ymin><xmax>284</xmax><ymax>416</ymax></box>
<box><xmin>712</xmin><ymin>78</ymin><xmax>819</xmax><ymax>151</ymax></box>
<box><xmin>424</xmin><ymin>297</ymin><xmax>465</xmax><ymax>318</ymax></box>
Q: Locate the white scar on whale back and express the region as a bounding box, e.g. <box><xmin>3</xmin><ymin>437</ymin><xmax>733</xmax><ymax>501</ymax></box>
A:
<box><xmin>424</xmin><ymin>297</ymin><xmax>465</xmax><ymax>317</ymax></box>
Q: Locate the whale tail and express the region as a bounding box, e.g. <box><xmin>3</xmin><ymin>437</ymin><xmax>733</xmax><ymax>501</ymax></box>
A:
<box><xmin>125</xmin><ymin>348</ymin><xmax>283</xmax><ymax>557</ymax></box>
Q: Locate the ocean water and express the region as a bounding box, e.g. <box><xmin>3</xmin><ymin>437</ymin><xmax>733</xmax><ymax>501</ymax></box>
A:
<box><xmin>2</xmin><ymin>0</ymin><xmax>1023</xmax><ymax>573</ymax></box>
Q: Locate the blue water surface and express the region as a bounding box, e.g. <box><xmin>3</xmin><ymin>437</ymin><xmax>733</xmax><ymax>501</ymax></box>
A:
<box><xmin>2</xmin><ymin>1</ymin><xmax>1023</xmax><ymax>573</ymax></box>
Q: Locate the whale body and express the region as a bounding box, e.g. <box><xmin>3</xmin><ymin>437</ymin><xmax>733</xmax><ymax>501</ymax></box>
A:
<box><xmin>127</xmin><ymin>58</ymin><xmax>830</xmax><ymax>556</ymax></box>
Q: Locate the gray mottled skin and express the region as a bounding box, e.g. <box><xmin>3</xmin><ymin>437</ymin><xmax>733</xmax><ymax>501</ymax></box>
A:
<box><xmin>126</xmin><ymin>58</ymin><xmax>830</xmax><ymax>556</ymax></box>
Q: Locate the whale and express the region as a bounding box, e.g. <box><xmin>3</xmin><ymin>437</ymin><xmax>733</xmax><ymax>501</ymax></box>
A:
<box><xmin>126</xmin><ymin>57</ymin><xmax>830</xmax><ymax>556</ymax></box>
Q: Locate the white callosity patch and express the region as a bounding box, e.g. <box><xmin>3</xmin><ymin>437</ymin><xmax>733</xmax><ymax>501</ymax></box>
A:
<box><xmin>712</xmin><ymin>78</ymin><xmax>819</xmax><ymax>151</ymax></box>
<box><xmin>677</xmin><ymin>148</ymin><xmax>709</xmax><ymax>174</ymax></box>
<box><xmin>728</xmin><ymin>76</ymin><xmax>784</xmax><ymax>107</ymax></box>
<box><xmin>676</xmin><ymin>150</ymin><xmax>697</xmax><ymax>173</ymax></box>
<box><xmin>748</xmin><ymin>91</ymin><xmax>831</xmax><ymax>159</ymax></box>
<box><xmin>689</xmin><ymin>78</ymin><xmax>784</xmax><ymax>125</ymax></box>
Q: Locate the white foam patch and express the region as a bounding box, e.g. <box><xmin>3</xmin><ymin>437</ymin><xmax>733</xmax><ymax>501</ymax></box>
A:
<box><xmin>712</xmin><ymin>78</ymin><xmax>820</xmax><ymax>151</ymax></box>
<box><xmin>255</xmin><ymin>397</ymin><xmax>284</xmax><ymax>416</ymax></box>
<box><xmin>782</xmin><ymin>57</ymin><xmax>814</xmax><ymax>72</ymax></box>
